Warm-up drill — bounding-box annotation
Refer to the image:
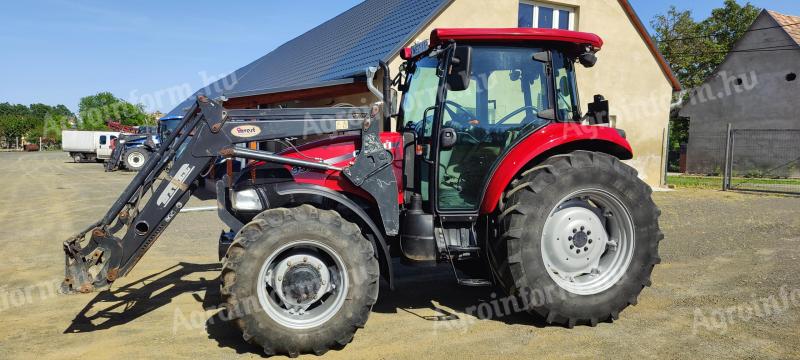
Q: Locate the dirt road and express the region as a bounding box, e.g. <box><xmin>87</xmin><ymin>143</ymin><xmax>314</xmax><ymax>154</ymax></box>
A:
<box><xmin>0</xmin><ymin>152</ymin><xmax>798</xmax><ymax>359</ymax></box>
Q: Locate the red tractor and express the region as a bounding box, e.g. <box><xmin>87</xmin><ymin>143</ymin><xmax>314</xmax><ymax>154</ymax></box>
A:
<box><xmin>62</xmin><ymin>28</ymin><xmax>662</xmax><ymax>357</ymax></box>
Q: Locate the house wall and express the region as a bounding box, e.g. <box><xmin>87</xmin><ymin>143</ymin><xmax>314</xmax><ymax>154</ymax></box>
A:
<box><xmin>680</xmin><ymin>12</ymin><xmax>800</xmax><ymax>175</ymax></box>
<box><xmin>286</xmin><ymin>0</ymin><xmax>675</xmax><ymax>188</ymax></box>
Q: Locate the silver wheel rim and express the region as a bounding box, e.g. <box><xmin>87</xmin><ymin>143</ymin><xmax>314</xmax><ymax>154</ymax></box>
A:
<box><xmin>541</xmin><ymin>188</ymin><xmax>635</xmax><ymax>296</ymax></box>
<box><xmin>127</xmin><ymin>152</ymin><xmax>145</xmax><ymax>168</ymax></box>
<box><xmin>256</xmin><ymin>240</ymin><xmax>348</xmax><ymax>330</ymax></box>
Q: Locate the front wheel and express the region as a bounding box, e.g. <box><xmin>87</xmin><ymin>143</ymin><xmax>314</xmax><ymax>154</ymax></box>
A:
<box><xmin>491</xmin><ymin>151</ymin><xmax>662</xmax><ymax>327</ymax></box>
<box><xmin>221</xmin><ymin>205</ymin><xmax>379</xmax><ymax>357</ymax></box>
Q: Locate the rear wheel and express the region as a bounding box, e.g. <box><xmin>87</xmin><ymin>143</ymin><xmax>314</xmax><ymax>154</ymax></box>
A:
<box><xmin>72</xmin><ymin>153</ymin><xmax>83</xmax><ymax>163</ymax></box>
<box><xmin>221</xmin><ymin>205</ymin><xmax>379</xmax><ymax>357</ymax></box>
<box><xmin>491</xmin><ymin>151</ymin><xmax>662</xmax><ymax>327</ymax></box>
<box><xmin>123</xmin><ymin>149</ymin><xmax>149</xmax><ymax>171</ymax></box>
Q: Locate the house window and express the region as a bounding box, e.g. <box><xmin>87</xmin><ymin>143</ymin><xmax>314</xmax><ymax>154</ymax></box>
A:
<box><xmin>518</xmin><ymin>2</ymin><xmax>575</xmax><ymax>30</ymax></box>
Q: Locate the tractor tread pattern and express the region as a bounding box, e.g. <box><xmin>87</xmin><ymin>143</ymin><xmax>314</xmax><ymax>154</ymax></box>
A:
<box><xmin>489</xmin><ymin>151</ymin><xmax>662</xmax><ymax>328</ymax></box>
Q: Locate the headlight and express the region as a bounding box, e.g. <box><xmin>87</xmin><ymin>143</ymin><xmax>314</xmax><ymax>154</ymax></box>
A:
<box><xmin>231</xmin><ymin>188</ymin><xmax>263</xmax><ymax>211</ymax></box>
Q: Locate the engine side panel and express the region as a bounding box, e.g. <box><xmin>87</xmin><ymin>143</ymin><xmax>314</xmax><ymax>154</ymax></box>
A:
<box><xmin>241</xmin><ymin>132</ymin><xmax>405</xmax><ymax>205</ymax></box>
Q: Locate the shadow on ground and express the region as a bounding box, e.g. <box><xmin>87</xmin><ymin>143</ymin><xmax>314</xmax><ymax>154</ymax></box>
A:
<box><xmin>63</xmin><ymin>260</ymin><xmax>549</xmax><ymax>357</ymax></box>
<box><xmin>63</xmin><ymin>262</ymin><xmax>221</xmax><ymax>333</ymax></box>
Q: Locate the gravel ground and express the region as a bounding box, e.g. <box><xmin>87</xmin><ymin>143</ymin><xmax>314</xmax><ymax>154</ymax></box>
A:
<box><xmin>0</xmin><ymin>152</ymin><xmax>799</xmax><ymax>359</ymax></box>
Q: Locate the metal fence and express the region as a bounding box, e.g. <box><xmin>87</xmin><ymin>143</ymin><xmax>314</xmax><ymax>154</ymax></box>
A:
<box><xmin>723</xmin><ymin>127</ymin><xmax>800</xmax><ymax>194</ymax></box>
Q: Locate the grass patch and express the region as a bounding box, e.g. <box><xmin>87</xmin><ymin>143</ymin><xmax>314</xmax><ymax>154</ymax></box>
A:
<box><xmin>667</xmin><ymin>175</ymin><xmax>722</xmax><ymax>189</ymax></box>
<box><xmin>668</xmin><ymin>175</ymin><xmax>800</xmax><ymax>190</ymax></box>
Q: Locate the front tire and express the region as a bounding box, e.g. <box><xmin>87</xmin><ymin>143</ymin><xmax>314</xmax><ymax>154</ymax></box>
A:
<box><xmin>491</xmin><ymin>151</ymin><xmax>662</xmax><ymax>327</ymax></box>
<box><xmin>221</xmin><ymin>205</ymin><xmax>379</xmax><ymax>357</ymax></box>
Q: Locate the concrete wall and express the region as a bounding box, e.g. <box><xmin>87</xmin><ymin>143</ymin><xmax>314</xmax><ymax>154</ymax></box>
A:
<box><xmin>287</xmin><ymin>0</ymin><xmax>675</xmax><ymax>187</ymax></box>
<box><xmin>680</xmin><ymin>11</ymin><xmax>800</xmax><ymax>175</ymax></box>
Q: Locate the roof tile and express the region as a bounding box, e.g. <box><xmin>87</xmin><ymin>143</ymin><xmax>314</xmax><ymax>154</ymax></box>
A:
<box><xmin>167</xmin><ymin>0</ymin><xmax>450</xmax><ymax>116</ymax></box>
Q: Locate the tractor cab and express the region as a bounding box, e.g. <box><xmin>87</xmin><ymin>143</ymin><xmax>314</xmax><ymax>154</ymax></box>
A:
<box><xmin>394</xmin><ymin>28</ymin><xmax>616</xmax><ymax>267</ymax></box>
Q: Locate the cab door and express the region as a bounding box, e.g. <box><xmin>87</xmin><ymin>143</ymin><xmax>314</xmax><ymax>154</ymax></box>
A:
<box><xmin>434</xmin><ymin>46</ymin><xmax>555</xmax><ymax>212</ymax></box>
<box><xmin>96</xmin><ymin>134</ymin><xmax>114</xmax><ymax>159</ymax></box>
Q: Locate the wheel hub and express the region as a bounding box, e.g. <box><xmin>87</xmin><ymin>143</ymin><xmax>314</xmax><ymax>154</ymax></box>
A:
<box><xmin>270</xmin><ymin>253</ymin><xmax>332</xmax><ymax>311</ymax></box>
<box><xmin>281</xmin><ymin>264</ymin><xmax>322</xmax><ymax>304</ymax></box>
<box><xmin>128</xmin><ymin>153</ymin><xmax>144</xmax><ymax>166</ymax></box>
<box><xmin>542</xmin><ymin>205</ymin><xmax>608</xmax><ymax>278</ymax></box>
<box><xmin>572</xmin><ymin>230</ymin><xmax>589</xmax><ymax>248</ymax></box>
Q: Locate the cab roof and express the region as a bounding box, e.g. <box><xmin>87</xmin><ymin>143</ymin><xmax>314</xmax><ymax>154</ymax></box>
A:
<box><xmin>430</xmin><ymin>28</ymin><xmax>604</xmax><ymax>50</ymax></box>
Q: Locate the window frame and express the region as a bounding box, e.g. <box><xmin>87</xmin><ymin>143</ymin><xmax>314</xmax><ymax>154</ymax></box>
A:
<box><xmin>519</xmin><ymin>1</ymin><xmax>576</xmax><ymax>31</ymax></box>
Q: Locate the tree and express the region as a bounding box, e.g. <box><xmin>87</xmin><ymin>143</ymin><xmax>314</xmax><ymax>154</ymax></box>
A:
<box><xmin>0</xmin><ymin>115</ymin><xmax>34</xmax><ymax>141</ymax></box>
<box><xmin>651</xmin><ymin>0</ymin><xmax>760</xmax><ymax>170</ymax></box>
<box><xmin>652</xmin><ymin>1</ymin><xmax>760</xmax><ymax>91</ymax></box>
<box><xmin>78</xmin><ymin>92</ymin><xmax>149</xmax><ymax>130</ymax></box>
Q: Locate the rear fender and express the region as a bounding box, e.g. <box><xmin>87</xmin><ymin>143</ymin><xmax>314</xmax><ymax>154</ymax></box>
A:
<box><xmin>480</xmin><ymin>123</ymin><xmax>633</xmax><ymax>214</ymax></box>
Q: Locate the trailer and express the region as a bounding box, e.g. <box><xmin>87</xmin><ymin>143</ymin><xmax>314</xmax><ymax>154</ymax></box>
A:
<box><xmin>61</xmin><ymin>130</ymin><xmax>120</xmax><ymax>163</ymax></box>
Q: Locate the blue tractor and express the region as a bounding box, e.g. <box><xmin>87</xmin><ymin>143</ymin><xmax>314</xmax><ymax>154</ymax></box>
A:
<box><xmin>106</xmin><ymin>116</ymin><xmax>183</xmax><ymax>172</ymax></box>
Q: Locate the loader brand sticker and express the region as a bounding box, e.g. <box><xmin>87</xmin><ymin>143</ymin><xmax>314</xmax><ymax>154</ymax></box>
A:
<box><xmin>335</xmin><ymin>120</ymin><xmax>349</xmax><ymax>131</ymax></box>
<box><xmin>156</xmin><ymin>164</ymin><xmax>195</xmax><ymax>207</ymax></box>
<box><xmin>231</xmin><ymin>125</ymin><xmax>261</xmax><ymax>138</ymax></box>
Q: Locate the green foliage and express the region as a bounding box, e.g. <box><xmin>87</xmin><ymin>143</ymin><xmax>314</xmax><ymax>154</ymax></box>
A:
<box><xmin>78</xmin><ymin>92</ymin><xmax>149</xmax><ymax>130</ymax></box>
<box><xmin>652</xmin><ymin>1</ymin><xmax>761</xmax><ymax>171</ymax></box>
<box><xmin>0</xmin><ymin>102</ymin><xmax>75</xmax><ymax>145</ymax></box>
<box><xmin>652</xmin><ymin>0</ymin><xmax>761</xmax><ymax>92</ymax></box>
<box><xmin>0</xmin><ymin>115</ymin><xmax>35</xmax><ymax>139</ymax></box>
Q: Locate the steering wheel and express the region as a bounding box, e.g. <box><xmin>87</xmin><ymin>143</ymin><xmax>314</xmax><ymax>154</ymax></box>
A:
<box><xmin>442</xmin><ymin>100</ymin><xmax>477</xmax><ymax>127</ymax></box>
<box><xmin>493</xmin><ymin>106</ymin><xmax>540</xmax><ymax>127</ymax></box>
<box><xmin>441</xmin><ymin>100</ymin><xmax>485</xmax><ymax>144</ymax></box>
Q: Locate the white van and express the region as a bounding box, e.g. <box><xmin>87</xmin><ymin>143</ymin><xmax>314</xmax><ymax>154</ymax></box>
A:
<box><xmin>62</xmin><ymin>130</ymin><xmax>120</xmax><ymax>163</ymax></box>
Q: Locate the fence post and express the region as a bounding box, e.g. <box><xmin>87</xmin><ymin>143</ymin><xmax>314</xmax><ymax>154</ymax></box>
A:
<box><xmin>722</xmin><ymin>123</ymin><xmax>733</xmax><ymax>191</ymax></box>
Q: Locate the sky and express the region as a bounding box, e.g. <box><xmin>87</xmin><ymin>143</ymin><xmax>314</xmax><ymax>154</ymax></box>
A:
<box><xmin>1</xmin><ymin>0</ymin><xmax>799</xmax><ymax>115</ymax></box>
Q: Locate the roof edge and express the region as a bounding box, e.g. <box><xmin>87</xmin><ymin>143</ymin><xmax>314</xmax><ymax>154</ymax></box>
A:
<box><xmin>618</xmin><ymin>0</ymin><xmax>682</xmax><ymax>92</ymax></box>
<box><xmin>381</xmin><ymin>0</ymin><xmax>455</xmax><ymax>65</ymax></box>
<box><xmin>766</xmin><ymin>9</ymin><xmax>800</xmax><ymax>47</ymax></box>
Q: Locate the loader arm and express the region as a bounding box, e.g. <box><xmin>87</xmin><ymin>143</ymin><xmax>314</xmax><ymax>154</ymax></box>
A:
<box><xmin>62</xmin><ymin>96</ymin><xmax>399</xmax><ymax>294</ymax></box>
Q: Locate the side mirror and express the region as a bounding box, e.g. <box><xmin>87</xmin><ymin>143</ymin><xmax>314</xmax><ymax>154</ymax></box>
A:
<box><xmin>579</xmin><ymin>52</ymin><xmax>598</xmax><ymax>68</ymax></box>
<box><xmin>446</xmin><ymin>46</ymin><xmax>472</xmax><ymax>91</ymax></box>
<box><xmin>439</xmin><ymin>127</ymin><xmax>458</xmax><ymax>150</ymax></box>
<box><xmin>585</xmin><ymin>95</ymin><xmax>610</xmax><ymax>124</ymax></box>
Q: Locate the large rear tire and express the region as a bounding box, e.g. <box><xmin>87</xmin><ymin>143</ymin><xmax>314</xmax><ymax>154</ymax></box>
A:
<box><xmin>491</xmin><ymin>151</ymin><xmax>662</xmax><ymax>327</ymax></box>
<box><xmin>221</xmin><ymin>205</ymin><xmax>379</xmax><ymax>357</ymax></box>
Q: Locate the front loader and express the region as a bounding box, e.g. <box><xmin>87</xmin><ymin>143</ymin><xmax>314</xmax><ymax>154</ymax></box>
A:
<box><xmin>62</xmin><ymin>28</ymin><xmax>662</xmax><ymax>357</ymax></box>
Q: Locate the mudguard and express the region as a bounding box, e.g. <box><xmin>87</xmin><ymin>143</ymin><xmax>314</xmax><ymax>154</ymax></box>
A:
<box><xmin>479</xmin><ymin>123</ymin><xmax>633</xmax><ymax>214</ymax></box>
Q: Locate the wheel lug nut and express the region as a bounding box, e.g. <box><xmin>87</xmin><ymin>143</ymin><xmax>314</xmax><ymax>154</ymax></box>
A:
<box><xmin>587</xmin><ymin>231</ymin><xmax>591</xmax><ymax>235</ymax></box>
<box><xmin>573</xmin><ymin>229</ymin><xmax>577</xmax><ymax>233</ymax></box>
<box><xmin>584</xmin><ymin>247</ymin><xmax>589</xmax><ymax>252</ymax></box>
<box><xmin>577</xmin><ymin>250</ymin><xmax>581</xmax><ymax>254</ymax></box>
<box><xmin>568</xmin><ymin>236</ymin><xmax>573</xmax><ymax>241</ymax></box>
<box><xmin>277</xmin><ymin>276</ymin><xmax>282</xmax><ymax>282</ymax></box>
<box><xmin>303</xmin><ymin>257</ymin><xmax>308</xmax><ymax>263</ymax></box>
<box><xmin>588</xmin><ymin>239</ymin><xmax>593</xmax><ymax>244</ymax></box>
<box><xmin>580</xmin><ymin>226</ymin><xmax>585</xmax><ymax>231</ymax></box>
<box><xmin>570</xmin><ymin>245</ymin><xmax>574</xmax><ymax>249</ymax></box>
